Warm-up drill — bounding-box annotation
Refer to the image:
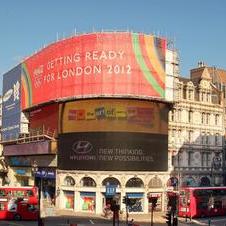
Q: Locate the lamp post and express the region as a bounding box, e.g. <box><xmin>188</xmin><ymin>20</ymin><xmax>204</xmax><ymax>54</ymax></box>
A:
<box><xmin>31</xmin><ymin>161</ymin><xmax>43</xmax><ymax>226</ymax></box>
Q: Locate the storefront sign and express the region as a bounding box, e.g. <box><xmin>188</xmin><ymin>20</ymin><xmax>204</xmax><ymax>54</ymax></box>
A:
<box><xmin>15</xmin><ymin>169</ymin><xmax>26</xmax><ymax>175</ymax></box>
<box><xmin>35</xmin><ymin>168</ymin><xmax>55</xmax><ymax>179</ymax></box>
<box><xmin>15</xmin><ymin>168</ymin><xmax>30</xmax><ymax>177</ymax></box>
<box><xmin>8</xmin><ymin>155</ymin><xmax>57</xmax><ymax>167</ymax></box>
<box><xmin>106</xmin><ymin>185</ymin><xmax>117</xmax><ymax>197</ymax></box>
<box><xmin>4</xmin><ymin>141</ymin><xmax>51</xmax><ymax>156</ymax></box>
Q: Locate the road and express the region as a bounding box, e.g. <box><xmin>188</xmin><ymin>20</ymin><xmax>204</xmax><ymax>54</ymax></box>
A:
<box><xmin>1</xmin><ymin>216</ymin><xmax>226</xmax><ymax>226</ymax></box>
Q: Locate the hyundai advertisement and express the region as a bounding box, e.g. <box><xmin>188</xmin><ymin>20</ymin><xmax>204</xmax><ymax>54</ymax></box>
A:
<box><xmin>58</xmin><ymin>132</ymin><xmax>168</xmax><ymax>171</ymax></box>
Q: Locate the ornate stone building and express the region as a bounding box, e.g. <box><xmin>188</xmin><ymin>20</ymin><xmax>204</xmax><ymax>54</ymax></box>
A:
<box><xmin>169</xmin><ymin>63</ymin><xmax>225</xmax><ymax>187</ymax></box>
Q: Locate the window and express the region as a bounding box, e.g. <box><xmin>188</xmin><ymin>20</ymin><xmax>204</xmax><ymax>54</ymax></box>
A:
<box><xmin>0</xmin><ymin>203</ymin><xmax>4</xmax><ymax>210</ymax></box>
<box><xmin>172</xmin><ymin>129</ymin><xmax>176</xmax><ymax>138</ymax></box>
<box><xmin>148</xmin><ymin>176</ymin><xmax>162</xmax><ymax>188</ymax></box>
<box><xmin>207</xmin><ymin>93</ymin><xmax>211</xmax><ymax>102</ymax></box>
<box><xmin>64</xmin><ymin>176</ymin><xmax>75</xmax><ymax>186</ymax></box>
<box><xmin>206</xmin><ymin>113</ymin><xmax>210</xmax><ymax>125</ymax></box>
<box><xmin>188</xmin><ymin>151</ymin><xmax>193</xmax><ymax>166</ymax></box>
<box><xmin>201</xmin><ymin>132</ymin><xmax>206</xmax><ymax>145</ymax></box>
<box><xmin>201</xmin><ymin>152</ymin><xmax>206</xmax><ymax>167</ymax></box>
<box><xmin>215</xmin><ymin>114</ymin><xmax>220</xmax><ymax>125</ymax></box>
<box><xmin>207</xmin><ymin>153</ymin><xmax>212</xmax><ymax>167</ymax></box>
<box><xmin>215</xmin><ymin>133</ymin><xmax>220</xmax><ymax>146</ymax></box>
<box><xmin>188</xmin><ymin>90</ymin><xmax>193</xmax><ymax>100</ymax></box>
<box><xmin>178</xmin><ymin>130</ymin><xmax>181</xmax><ymax>141</ymax></box>
<box><xmin>188</xmin><ymin>110</ymin><xmax>193</xmax><ymax>123</ymax></box>
<box><xmin>201</xmin><ymin>112</ymin><xmax>205</xmax><ymax>124</ymax></box>
<box><xmin>178</xmin><ymin>109</ymin><xmax>182</xmax><ymax>122</ymax></box>
<box><xmin>80</xmin><ymin>177</ymin><xmax>96</xmax><ymax>187</ymax></box>
<box><xmin>102</xmin><ymin>177</ymin><xmax>121</xmax><ymax>187</ymax></box>
<box><xmin>206</xmin><ymin>133</ymin><xmax>210</xmax><ymax>145</ymax></box>
<box><xmin>126</xmin><ymin>177</ymin><xmax>144</xmax><ymax>188</ymax></box>
<box><xmin>171</xmin><ymin>109</ymin><xmax>175</xmax><ymax>122</ymax></box>
<box><xmin>188</xmin><ymin>130</ymin><xmax>193</xmax><ymax>143</ymax></box>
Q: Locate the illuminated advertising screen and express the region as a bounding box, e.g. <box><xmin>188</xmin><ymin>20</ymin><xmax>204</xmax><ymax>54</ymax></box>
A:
<box><xmin>2</xmin><ymin>65</ymin><xmax>21</xmax><ymax>141</ymax></box>
<box><xmin>59</xmin><ymin>99</ymin><xmax>168</xmax><ymax>134</ymax></box>
<box><xmin>58</xmin><ymin>99</ymin><xmax>169</xmax><ymax>171</ymax></box>
<box><xmin>58</xmin><ymin>132</ymin><xmax>168</xmax><ymax>171</ymax></box>
<box><xmin>22</xmin><ymin>32</ymin><xmax>166</xmax><ymax>109</ymax></box>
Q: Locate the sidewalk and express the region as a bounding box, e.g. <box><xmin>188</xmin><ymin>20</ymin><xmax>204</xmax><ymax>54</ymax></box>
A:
<box><xmin>55</xmin><ymin>209</ymin><xmax>166</xmax><ymax>224</ymax></box>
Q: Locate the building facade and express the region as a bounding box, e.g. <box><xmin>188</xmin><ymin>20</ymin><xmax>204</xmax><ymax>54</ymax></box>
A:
<box><xmin>1</xmin><ymin>32</ymin><xmax>179</xmax><ymax>215</ymax></box>
<box><xmin>168</xmin><ymin>63</ymin><xmax>224</xmax><ymax>188</ymax></box>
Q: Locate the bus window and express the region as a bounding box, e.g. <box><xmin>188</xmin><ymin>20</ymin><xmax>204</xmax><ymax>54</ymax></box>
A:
<box><xmin>214</xmin><ymin>200</ymin><xmax>222</xmax><ymax>209</ymax></box>
<box><xmin>197</xmin><ymin>202</ymin><xmax>208</xmax><ymax>209</ymax></box>
<box><xmin>27</xmin><ymin>204</ymin><xmax>36</xmax><ymax>212</ymax></box>
<box><xmin>26</xmin><ymin>190</ymin><xmax>34</xmax><ymax>197</ymax></box>
<box><xmin>0</xmin><ymin>203</ymin><xmax>5</xmax><ymax>210</ymax></box>
<box><xmin>8</xmin><ymin>199</ymin><xmax>17</xmax><ymax>212</ymax></box>
<box><xmin>0</xmin><ymin>190</ymin><xmax>6</xmax><ymax>197</ymax></box>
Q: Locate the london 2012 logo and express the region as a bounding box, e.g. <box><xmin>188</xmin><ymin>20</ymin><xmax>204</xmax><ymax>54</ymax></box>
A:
<box><xmin>72</xmin><ymin>141</ymin><xmax>93</xmax><ymax>154</ymax></box>
<box><xmin>33</xmin><ymin>65</ymin><xmax>44</xmax><ymax>88</ymax></box>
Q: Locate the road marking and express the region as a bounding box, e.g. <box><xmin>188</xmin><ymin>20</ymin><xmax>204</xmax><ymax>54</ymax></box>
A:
<box><xmin>89</xmin><ymin>219</ymin><xmax>94</xmax><ymax>224</ymax></box>
<box><xmin>0</xmin><ymin>222</ymin><xmax>23</xmax><ymax>226</ymax></box>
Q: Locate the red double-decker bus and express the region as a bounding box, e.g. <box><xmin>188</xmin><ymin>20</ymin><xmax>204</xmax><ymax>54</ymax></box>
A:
<box><xmin>0</xmin><ymin>186</ymin><xmax>38</xmax><ymax>220</ymax></box>
<box><xmin>178</xmin><ymin>186</ymin><xmax>226</xmax><ymax>218</ymax></box>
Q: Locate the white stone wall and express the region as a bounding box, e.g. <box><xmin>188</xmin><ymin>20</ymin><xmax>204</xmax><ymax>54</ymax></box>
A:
<box><xmin>168</xmin><ymin>73</ymin><xmax>224</xmax><ymax>186</ymax></box>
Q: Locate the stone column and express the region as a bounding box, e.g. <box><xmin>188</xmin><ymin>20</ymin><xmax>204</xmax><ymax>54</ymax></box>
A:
<box><xmin>95</xmin><ymin>185</ymin><xmax>103</xmax><ymax>214</ymax></box>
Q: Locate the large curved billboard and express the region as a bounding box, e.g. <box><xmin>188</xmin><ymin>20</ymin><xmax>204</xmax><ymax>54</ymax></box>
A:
<box><xmin>58</xmin><ymin>99</ymin><xmax>169</xmax><ymax>171</ymax></box>
<box><xmin>22</xmin><ymin>32</ymin><xmax>166</xmax><ymax>110</ymax></box>
<box><xmin>59</xmin><ymin>99</ymin><xmax>168</xmax><ymax>134</ymax></box>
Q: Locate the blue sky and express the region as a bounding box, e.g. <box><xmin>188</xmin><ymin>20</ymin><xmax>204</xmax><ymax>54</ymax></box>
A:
<box><xmin>0</xmin><ymin>0</ymin><xmax>226</xmax><ymax>93</ymax></box>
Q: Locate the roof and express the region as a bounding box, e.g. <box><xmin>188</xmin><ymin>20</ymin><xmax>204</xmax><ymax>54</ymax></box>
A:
<box><xmin>178</xmin><ymin>77</ymin><xmax>190</xmax><ymax>83</ymax></box>
<box><xmin>208</xmin><ymin>67</ymin><xmax>226</xmax><ymax>84</ymax></box>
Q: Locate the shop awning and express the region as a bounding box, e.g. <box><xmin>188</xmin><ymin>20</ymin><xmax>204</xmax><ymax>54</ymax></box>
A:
<box><xmin>126</xmin><ymin>193</ymin><xmax>143</xmax><ymax>198</ymax></box>
<box><xmin>80</xmin><ymin>192</ymin><xmax>95</xmax><ymax>197</ymax></box>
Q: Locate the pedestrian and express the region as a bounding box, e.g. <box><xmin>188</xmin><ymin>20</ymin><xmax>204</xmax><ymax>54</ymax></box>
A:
<box><xmin>128</xmin><ymin>218</ymin><xmax>134</xmax><ymax>226</ymax></box>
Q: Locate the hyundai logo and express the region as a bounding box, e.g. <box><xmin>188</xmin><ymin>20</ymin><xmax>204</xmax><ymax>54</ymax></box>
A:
<box><xmin>72</xmin><ymin>141</ymin><xmax>93</xmax><ymax>154</ymax></box>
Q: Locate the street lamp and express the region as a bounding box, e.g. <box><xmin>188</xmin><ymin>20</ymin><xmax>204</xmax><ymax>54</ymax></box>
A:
<box><xmin>31</xmin><ymin>161</ymin><xmax>43</xmax><ymax>226</ymax></box>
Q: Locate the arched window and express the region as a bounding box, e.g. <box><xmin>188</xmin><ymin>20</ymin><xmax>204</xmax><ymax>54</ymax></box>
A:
<box><xmin>125</xmin><ymin>177</ymin><xmax>144</xmax><ymax>188</ymax></box>
<box><xmin>102</xmin><ymin>177</ymin><xmax>121</xmax><ymax>187</ymax></box>
<box><xmin>80</xmin><ymin>177</ymin><xmax>96</xmax><ymax>187</ymax></box>
<box><xmin>148</xmin><ymin>176</ymin><xmax>162</xmax><ymax>188</ymax></box>
<box><xmin>200</xmin><ymin>177</ymin><xmax>210</xmax><ymax>187</ymax></box>
<box><xmin>167</xmin><ymin>177</ymin><xmax>178</xmax><ymax>187</ymax></box>
<box><xmin>182</xmin><ymin>177</ymin><xmax>196</xmax><ymax>187</ymax></box>
<box><xmin>64</xmin><ymin>176</ymin><xmax>75</xmax><ymax>186</ymax></box>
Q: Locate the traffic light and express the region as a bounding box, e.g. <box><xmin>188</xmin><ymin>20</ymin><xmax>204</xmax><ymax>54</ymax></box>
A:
<box><xmin>173</xmin><ymin>216</ymin><xmax>178</xmax><ymax>226</ymax></box>
<box><xmin>110</xmin><ymin>203</ymin><xmax>120</xmax><ymax>211</ymax></box>
<box><xmin>150</xmin><ymin>197</ymin><xmax>158</xmax><ymax>208</ymax></box>
<box><xmin>122</xmin><ymin>196</ymin><xmax>128</xmax><ymax>204</ymax></box>
<box><xmin>166</xmin><ymin>212</ymin><xmax>172</xmax><ymax>226</ymax></box>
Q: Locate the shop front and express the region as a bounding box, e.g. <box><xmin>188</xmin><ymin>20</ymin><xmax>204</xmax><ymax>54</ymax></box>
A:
<box><xmin>63</xmin><ymin>191</ymin><xmax>74</xmax><ymax>209</ymax></box>
<box><xmin>126</xmin><ymin>193</ymin><xmax>144</xmax><ymax>212</ymax></box>
<box><xmin>4</xmin><ymin>140</ymin><xmax>57</xmax><ymax>188</ymax></box>
<box><xmin>34</xmin><ymin>167</ymin><xmax>56</xmax><ymax>204</ymax></box>
<box><xmin>80</xmin><ymin>192</ymin><xmax>95</xmax><ymax>212</ymax></box>
<box><xmin>14</xmin><ymin>167</ymin><xmax>31</xmax><ymax>186</ymax></box>
<box><xmin>148</xmin><ymin>193</ymin><xmax>162</xmax><ymax>212</ymax></box>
